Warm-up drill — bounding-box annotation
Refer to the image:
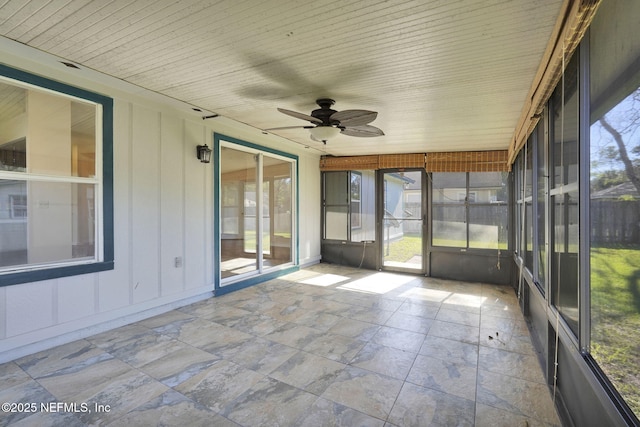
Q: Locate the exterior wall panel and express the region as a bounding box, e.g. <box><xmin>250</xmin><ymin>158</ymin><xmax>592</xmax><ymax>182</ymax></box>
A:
<box><xmin>131</xmin><ymin>105</ymin><xmax>161</xmax><ymax>304</ymax></box>
<box><xmin>0</xmin><ymin>52</ymin><xmax>321</xmax><ymax>362</ymax></box>
<box><xmin>160</xmin><ymin>113</ymin><xmax>185</xmax><ymax>296</ymax></box>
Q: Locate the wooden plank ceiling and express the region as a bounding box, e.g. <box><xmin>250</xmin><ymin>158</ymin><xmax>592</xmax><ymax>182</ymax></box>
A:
<box><xmin>0</xmin><ymin>0</ymin><xmax>564</xmax><ymax>156</ymax></box>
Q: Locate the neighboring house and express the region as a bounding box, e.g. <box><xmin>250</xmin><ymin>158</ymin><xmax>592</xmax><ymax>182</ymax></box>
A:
<box><xmin>383</xmin><ymin>172</ymin><xmax>414</xmax><ymax>240</ymax></box>
<box><xmin>590</xmin><ymin>181</ymin><xmax>640</xmax><ymax>200</ymax></box>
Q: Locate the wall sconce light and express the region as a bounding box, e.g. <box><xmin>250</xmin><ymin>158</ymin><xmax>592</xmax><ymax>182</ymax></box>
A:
<box><xmin>196</xmin><ymin>144</ymin><xmax>212</xmax><ymax>163</ymax></box>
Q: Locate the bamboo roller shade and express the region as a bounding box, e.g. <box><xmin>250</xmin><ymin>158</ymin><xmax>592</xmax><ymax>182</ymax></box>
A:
<box><xmin>320</xmin><ymin>150</ymin><xmax>509</xmax><ymax>172</ymax></box>
<box><xmin>425</xmin><ymin>150</ymin><xmax>509</xmax><ymax>172</ymax></box>
<box><xmin>507</xmin><ymin>0</ymin><xmax>602</xmax><ymax>165</ymax></box>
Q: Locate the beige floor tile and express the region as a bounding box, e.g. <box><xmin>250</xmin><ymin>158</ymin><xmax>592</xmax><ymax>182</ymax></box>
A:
<box><xmin>406</xmin><ymin>354</ymin><xmax>477</xmax><ymax>400</ymax></box>
<box><xmin>419</xmin><ymin>335</ymin><xmax>478</xmax><ymax>367</ymax></box>
<box><xmin>428</xmin><ymin>319</ymin><xmax>480</xmax><ymax>345</ymax></box>
<box><xmin>303</xmin><ymin>332</ymin><xmax>366</xmax><ymax>363</ymax></box>
<box><xmin>269</xmin><ymin>351</ymin><xmax>346</xmax><ymax>395</ymax></box>
<box><xmin>106</xmin><ymin>389</ymin><xmax>237</xmax><ymax>427</ymax></box>
<box><xmin>350</xmin><ymin>342</ymin><xmax>417</xmax><ymax>380</ymax></box>
<box><xmin>476</xmin><ymin>369</ymin><xmax>561</xmax><ymax>425</ymax></box>
<box><xmin>138</xmin><ymin>344</ymin><xmax>219</xmax><ymax>387</ymax></box>
<box><xmin>15</xmin><ymin>339</ymin><xmax>104</xmax><ymax>378</ymax></box>
<box><xmin>321</xmin><ymin>366</ymin><xmax>403</xmax><ymax>420</ymax></box>
<box><xmin>221</xmin><ymin>377</ymin><xmax>318</xmax><ymax>427</ymax></box>
<box><xmin>436</xmin><ymin>307</ymin><xmax>481</xmax><ymax>327</ymax></box>
<box><xmin>387</xmin><ymin>382</ymin><xmax>475</xmax><ymax>427</ymax></box>
<box><xmin>295</xmin><ymin>397</ymin><xmax>386</xmax><ymax>427</ymax></box>
<box><xmin>478</xmin><ymin>346</ymin><xmax>546</xmax><ymax>384</ymax></box>
<box><xmin>370</xmin><ymin>326</ymin><xmax>426</xmax><ymax>353</ymax></box>
<box><xmin>175</xmin><ymin>360</ymin><xmax>264</xmax><ymax>413</ymax></box>
<box><xmin>0</xmin><ymin>264</ymin><xmax>561</xmax><ymax>427</ymax></box>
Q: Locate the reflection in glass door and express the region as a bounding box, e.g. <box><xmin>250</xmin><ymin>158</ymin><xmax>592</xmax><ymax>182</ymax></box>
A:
<box><xmin>221</xmin><ymin>147</ymin><xmax>258</xmax><ymax>279</ymax></box>
<box><xmin>382</xmin><ymin>170</ymin><xmax>424</xmax><ymax>272</ymax></box>
<box><xmin>219</xmin><ymin>142</ymin><xmax>295</xmax><ymax>286</ymax></box>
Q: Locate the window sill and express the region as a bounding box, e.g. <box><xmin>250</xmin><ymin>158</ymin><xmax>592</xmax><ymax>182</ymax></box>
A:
<box><xmin>0</xmin><ymin>261</ymin><xmax>114</xmax><ymax>287</ymax></box>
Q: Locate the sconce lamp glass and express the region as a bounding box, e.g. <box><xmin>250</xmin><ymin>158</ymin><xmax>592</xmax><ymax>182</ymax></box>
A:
<box><xmin>197</xmin><ymin>144</ymin><xmax>212</xmax><ymax>163</ymax></box>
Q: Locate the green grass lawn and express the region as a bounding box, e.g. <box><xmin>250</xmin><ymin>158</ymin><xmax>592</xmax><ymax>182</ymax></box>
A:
<box><xmin>384</xmin><ymin>235</ymin><xmax>422</xmax><ymax>262</ymax></box>
<box><xmin>384</xmin><ymin>234</ymin><xmax>507</xmax><ymax>263</ymax></box>
<box><xmin>590</xmin><ymin>245</ymin><xmax>640</xmax><ymax>416</ymax></box>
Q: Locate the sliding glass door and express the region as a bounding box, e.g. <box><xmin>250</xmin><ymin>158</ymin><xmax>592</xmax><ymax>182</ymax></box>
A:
<box><xmin>218</xmin><ymin>140</ymin><xmax>296</xmax><ymax>286</ymax></box>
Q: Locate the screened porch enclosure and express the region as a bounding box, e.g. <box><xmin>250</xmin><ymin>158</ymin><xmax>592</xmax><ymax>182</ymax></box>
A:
<box><xmin>321</xmin><ymin>160</ymin><xmax>511</xmax><ymax>284</ymax></box>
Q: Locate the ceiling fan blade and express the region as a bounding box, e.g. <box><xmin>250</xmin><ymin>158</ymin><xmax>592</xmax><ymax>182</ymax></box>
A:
<box><xmin>263</xmin><ymin>125</ymin><xmax>313</xmax><ymax>131</ymax></box>
<box><xmin>277</xmin><ymin>108</ymin><xmax>322</xmax><ymax>124</ymax></box>
<box><xmin>341</xmin><ymin>125</ymin><xmax>385</xmax><ymax>137</ymax></box>
<box><xmin>330</xmin><ymin>110</ymin><xmax>377</xmax><ymax>126</ymax></box>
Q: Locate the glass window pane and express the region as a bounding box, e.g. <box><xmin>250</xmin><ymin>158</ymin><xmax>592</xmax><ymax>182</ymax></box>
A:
<box><xmin>469</xmin><ymin>205</ymin><xmax>508</xmax><ymax>249</ymax></box>
<box><xmin>551</xmin><ymin>53</ymin><xmax>580</xmax><ymax>187</ymax></box>
<box><xmin>265</xmin><ymin>155</ymin><xmax>292</xmax><ymax>267</ymax></box>
<box><xmin>351</xmin><ymin>170</ymin><xmax>375</xmax><ymax>242</ymax></box>
<box><xmin>0</xmin><ymin>180</ymin><xmax>27</xmax><ymax>267</ymax></box>
<box><xmin>589</xmin><ymin>0</ymin><xmax>640</xmax><ymax>417</ymax></box>
<box><xmin>552</xmin><ymin>191</ymin><xmax>579</xmax><ymax>334</ymax></box>
<box><xmin>469</xmin><ymin>172</ymin><xmax>508</xmax><ymax>203</ymax></box>
<box><xmin>525</xmin><ymin>200</ymin><xmax>533</xmax><ymax>273</ymax></box>
<box><xmin>515</xmin><ymin>153</ymin><xmax>524</xmax><ymax>255</ymax></box>
<box><xmin>0</xmin><ymin>180</ymin><xmax>95</xmax><ymax>267</ymax></box>
<box><xmin>525</xmin><ymin>142</ymin><xmax>534</xmax><ymax>273</ymax></box>
<box><xmin>220</xmin><ymin>147</ymin><xmax>258</xmax><ymax>278</ymax></box>
<box><xmin>325</xmin><ymin>206</ymin><xmax>348</xmax><ymax>240</ymax></box>
<box><xmin>71</xmin><ymin>102</ymin><xmax>96</xmax><ymax>178</ymax></box>
<box><xmin>325</xmin><ymin>172</ymin><xmax>348</xmax><ymax>205</ymax></box>
<box><xmin>324</xmin><ymin>171</ymin><xmax>348</xmax><ymax>241</ymax></box>
<box><xmin>0</xmin><ymin>83</ymin><xmax>27</xmax><ymax>172</ymax></box>
<box><xmin>549</xmin><ymin>51</ymin><xmax>580</xmax><ymax>338</ymax></box>
<box><xmin>432</xmin><ymin>205</ymin><xmax>466</xmax><ymax>247</ymax></box>
<box><xmin>537</xmin><ymin>122</ymin><xmax>547</xmax><ymax>290</ymax></box>
<box><xmin>432</xmin><ymin>172</ymin><xmax>466</xmax><ymax>203</ymax></box>
<box><xmin>0</xmin><ymin>83</ymin><xmax>98</xmax><ymax>178</ymax></box>
<box><xmin>525</xmin><ymin>142</ymin><xmax>534</xmax><ymax>198</ymax></box>
<box><xmin>222</xmin><ymin>182</ymin><xmax>240</xmax><ymax>235</ymax></box>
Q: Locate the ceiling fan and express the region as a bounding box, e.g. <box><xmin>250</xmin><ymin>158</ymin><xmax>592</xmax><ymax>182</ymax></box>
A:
<box><xmin>265</xmin><ymin>98</ymin><xmax>384</xmax><ymax>143</ymax></box>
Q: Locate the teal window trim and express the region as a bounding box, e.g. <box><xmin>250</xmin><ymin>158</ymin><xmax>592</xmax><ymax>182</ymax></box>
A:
<box><xmin>0</xmin><ymin>64</ymin><xmax>114</xmax><ymax>287</ymax></box>
<box><xmin>213</xmin><ymin>133</ymin><xmax>299</xmax><ymax>295</ymax></box>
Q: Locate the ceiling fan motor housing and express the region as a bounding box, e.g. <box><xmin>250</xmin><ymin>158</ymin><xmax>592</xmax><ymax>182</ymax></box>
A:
<box><xmin>312</xmin><ymin>98</ymin><xmax>339</xmax><ymax>126</ymax></box>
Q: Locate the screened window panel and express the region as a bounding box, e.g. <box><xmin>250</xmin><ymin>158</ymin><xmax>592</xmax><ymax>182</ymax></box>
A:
<box><xmin>432</xmin><ymin>205</ymin><xmax>466</xmax><ymax>247</ymax></box>
<box><xmin>469</xmin><ymin>205</ymin><xmax>508</xmax><ymax>249</ymax></box>
<box><xmin>325</xmin><ymin>207</ymin><xmax>348</xmax><ymax>240</ymax></box>
<box><xmin>469</xmin><ymin>172</ymin><xmax>508</xmax><ymax>203</ymax></box>
<box><xmin>432</xmin><ymin>172</ymin><xmax>466</xmax><ymax>203</ymax></box>
<box><xmin>549</xmin><ymin>51</ymin><xmax>580</xmax><ymax>338</ymax></box>
<box><xmin>536</xmin><ymin>121</ymin><xmax>547</xmax><ymax>291</ymax></box>
<box><xmin>589</xmin><ymin>0</ymin><xmax>640</xmax><ymax>417</ymax></box>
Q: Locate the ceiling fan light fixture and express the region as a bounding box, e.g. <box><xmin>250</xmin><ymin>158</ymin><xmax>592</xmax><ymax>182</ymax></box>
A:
<box><xmin>309</xmin><ymin>126</ymin><xmax>340</xmax><ymax>141</ymax></box>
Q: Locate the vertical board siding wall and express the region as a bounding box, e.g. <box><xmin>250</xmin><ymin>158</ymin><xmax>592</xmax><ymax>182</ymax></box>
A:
<box><xmin>0</xmin><ymin>93</ymin><xmax>321</xmax><ymax>361</ymax></box>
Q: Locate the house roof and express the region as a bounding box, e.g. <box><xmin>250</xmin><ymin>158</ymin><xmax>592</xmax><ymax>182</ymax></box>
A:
<box><xmin>591</xmin><ymin>181</ymin><xmax>640</xmax><ymax>200</ymax></box>
<box><xmin>0</xmin><ymin>0</ymin><xmax>564</xmax><ymax>157</ymax></box>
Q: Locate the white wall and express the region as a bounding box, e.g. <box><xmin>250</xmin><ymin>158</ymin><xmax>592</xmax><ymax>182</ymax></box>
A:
<box><xmin>0</xmin><ymin>39</ymin><xmax>322</xmax><ymax>362</ymax></box>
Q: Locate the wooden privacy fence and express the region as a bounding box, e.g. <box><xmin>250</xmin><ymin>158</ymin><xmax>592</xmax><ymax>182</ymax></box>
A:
<box><xmin>590</xmin><ymin>200</ymin><xmax>640</xmax><ymax>244</ymax></box>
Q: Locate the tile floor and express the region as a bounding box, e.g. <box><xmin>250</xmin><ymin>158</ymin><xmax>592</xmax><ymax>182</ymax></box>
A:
<box><xmin>0</xmin><ymin>264</ymin><xmax>561</xmax><ymax>426</ymax></box>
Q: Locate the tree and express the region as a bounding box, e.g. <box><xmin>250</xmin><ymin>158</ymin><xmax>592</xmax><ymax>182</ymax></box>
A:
<box><xmin>594</xmin><ymin>88</ymin><xmax>640</xmax><ymax>196</ymax></box>
<box><xmin>599</xmin><ymin>116</ymin><xmax>640</xmax><ymax>195</ymax></box>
